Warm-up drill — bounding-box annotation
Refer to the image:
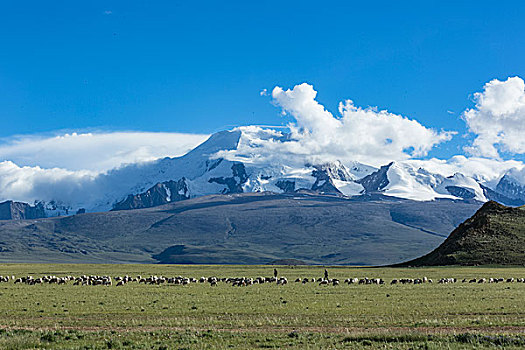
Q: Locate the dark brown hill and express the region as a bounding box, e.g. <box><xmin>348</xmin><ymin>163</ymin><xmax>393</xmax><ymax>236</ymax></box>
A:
<box><xmin>398</xmin><ymin>201</ymin><xmax>525</xmax><ymax>266</ymax></box>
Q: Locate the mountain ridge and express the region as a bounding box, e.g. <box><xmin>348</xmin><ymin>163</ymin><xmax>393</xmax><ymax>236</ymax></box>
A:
<box><xmin>0</xmin><ymin>192</ymin><xmax>481</xmax><ymax>265</ymax></box>
<box><xmin>1</xmin><ymin>128</ymin><xmax>525</xmax><ymax>217</ymax></box>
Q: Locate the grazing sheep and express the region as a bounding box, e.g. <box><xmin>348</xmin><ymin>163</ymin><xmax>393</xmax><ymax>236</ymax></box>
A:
<box><xmin>277</xmin><ymin>277</ymin><xmax>288</xmax><ymax>285</ymax></box>
<box><xmin>5</xmin><ymin>271</ymin><xmax>522</xmax><ymax>294</ymax></box>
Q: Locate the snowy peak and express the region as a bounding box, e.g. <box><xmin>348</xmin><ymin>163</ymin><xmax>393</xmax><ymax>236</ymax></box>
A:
<box><xmin>310</xmin><ymin>165</ymin><xmax>345</xmax><ymax>195</ymax></box>
<box><xmin>495</xmin><ymin>168</ymin><xmax>525</xmax><ymax>203</ymax></box>
<box><xmin>311</xmin><ymin>161</ymin><xmax>354</xmax><ymax>181</ymax></box>
<box><xmin>439</xmin><ymin>173</ymin><xmax>487</xmax><ymax>202</ymax></box>
<box><xmin>355</xmin><ymin>162</ymin><xmax>488</xmax><ymax>202</ymax></box>
<box><xmin>382</xmin><ymin>162</ymin><xmax>447</xmax><ymax>201</ymax></box>
<box><xmin>501</xmin><ymin>167</ymin><xmax>525</xmax><ymax>186</ymax></box>
<box><xmin>189</xmin><ymin>130</ymin><xmax>242</xmax><ymax>159</ymax></box>
<box><xmin>85</xmin><ymin>130</ymin><xmax>242</xmax><ymax>211</ymax></box>
<box><xmin>308</xmin><ymin>161</ymin><xmax>364</xmax><ymax>195</ymax></box>
<box><xmin>357</xmin><ymin>162</ymin><xmax>392</xmax><ymax>193</ymax></box>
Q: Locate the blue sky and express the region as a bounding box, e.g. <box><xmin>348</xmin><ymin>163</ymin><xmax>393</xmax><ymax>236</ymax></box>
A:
<box><xmin>1</xmin><ymin>1</ymin><xmax>525</xmax><ymax>162</ymax></box>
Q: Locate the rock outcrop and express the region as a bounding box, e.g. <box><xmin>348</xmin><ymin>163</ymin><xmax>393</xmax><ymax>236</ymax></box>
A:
<box><xmin>0</xmin><ymin>201</ymin><xmax>46</xmax><ymax>220</ymax></box>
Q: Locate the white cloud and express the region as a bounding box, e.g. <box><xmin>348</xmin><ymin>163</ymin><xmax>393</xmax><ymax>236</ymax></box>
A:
<box><xmin>0</xmin><ymin>131</ymin><xmax>209</xmax><ymax>172</ymax></box>
<box><xmin>274</xmin><ymin>83</ymin><xmax>454</xmax><ymax>165</ymax></box>
<box><xmin>218</xmin><ymin>83</ymin><xmax>453</xmax><ymax>167</ymax></box>
<box><xmin>0</xmin><ymin>131</ymin><xmax>209</xmax><ymax>206</ymax></box>
<box><xmin>463</xmin><ymin>76</ymin><xmax>525</xmax><ymax>158</ymax></box>
<box><xmin>0</xmin><ymin>160</ymin><xmax>98</xmax><ymax>206</ymax></box>
<box><xmin>272</xmin><ymin>84</ymin><xmax>343</xmax><ymax>141</ymax></box>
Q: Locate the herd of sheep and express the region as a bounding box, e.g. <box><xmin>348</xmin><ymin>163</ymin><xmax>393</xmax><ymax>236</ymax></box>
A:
<box><xmin>1</xmin><ymin>274</ymin><xmax>524</xmax><ymax>287</ymax></box>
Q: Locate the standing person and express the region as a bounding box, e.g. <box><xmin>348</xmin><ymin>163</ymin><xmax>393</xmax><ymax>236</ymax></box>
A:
<box><xmin>274</xmin><ymin>268</ymin><xmax>278</xmax><ymax>278</ymax></box>
<box><xmin>324</xmin><ymin>269</ymin><xmax>328</xmax><ymax>280</ymax></box>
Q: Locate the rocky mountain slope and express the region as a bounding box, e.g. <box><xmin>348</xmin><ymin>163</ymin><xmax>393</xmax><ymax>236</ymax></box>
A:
<box><xmin>0</xmin><ymin>201</ymin><xmax>46</xmax><ymax>220</ymax></box>
<box><xmin>398</xmin><ymin>201</ymin><xmax>525</xmax><ymax>266</ymax></box>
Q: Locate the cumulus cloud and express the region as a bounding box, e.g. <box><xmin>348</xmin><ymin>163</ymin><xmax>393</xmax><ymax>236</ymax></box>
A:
<box><xmin>0</xmin><ymin>131</ymin><xmax>209</xmax><ymax>172</ymax></box>
<box><xmin>219</xmin><ymin>83</ymin><xmax>453</xmax><ymax>167</ymax></box>
<box><xmin>0</xmin><ymin>160</ymin><xmax>98</xmax><ymax>206</ymax></box>
<box><xmin>275</xmin><ymin>83</ymin><xmax>453</xmax><ymax>163</ymax></box>
<box><xmin>463</xmin><ymin>76</ymin><xmax>525</xmax><ymax>158</ymax></box>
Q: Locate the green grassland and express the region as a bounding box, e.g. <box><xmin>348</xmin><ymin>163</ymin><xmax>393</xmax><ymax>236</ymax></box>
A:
<box><xmin>0</xmin><ymin>264</ymin><xmax>524</xmax><ymax>349</ymax></box>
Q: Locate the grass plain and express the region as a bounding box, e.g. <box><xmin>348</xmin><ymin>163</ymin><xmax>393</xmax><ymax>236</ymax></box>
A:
<box><xmin>0</xmin><ymin>264</ymin><xmax>524</xmax><ymax>349</ymax></box>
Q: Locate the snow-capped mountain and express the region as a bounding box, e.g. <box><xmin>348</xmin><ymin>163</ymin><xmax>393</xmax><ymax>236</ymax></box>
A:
<box><xmin>2</xmin><ymin>127</ymin><xmax>525</xmax><ymax>217</ymax></box>
<box><xmin>104</xmin><ymin>128</ymin><xmax>524</xmax><ymax>211</ymax></box>
<box><xmin>495</xmin><ymin>168</ymin><xmax>525</xmax><ymax>203</ymax></box>
<box><xmin>83</xmin><ymin>129</ymin><xmax>380</xmax><ymax>212</ymax></box>
<box><xmin>356</xmin><ymin>162</ymin><xmax>488</xmax><ymax>202</ymax></box>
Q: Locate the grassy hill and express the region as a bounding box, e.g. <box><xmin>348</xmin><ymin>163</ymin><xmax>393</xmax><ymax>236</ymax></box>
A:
<box><xmin>399</xmin><ymin>201</ymin><xmax>525</xmax><ymax>266</ymax></box>
<box><xmin>0</xmin><ymin>193</ymin><xmax>481</xmax><ymax>265</ymax></box>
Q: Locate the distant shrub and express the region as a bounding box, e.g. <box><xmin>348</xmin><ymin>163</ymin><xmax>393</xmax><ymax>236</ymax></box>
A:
<box><xmin>455</xmin><ymin>333</ymin><xmax>525</xmax><ymax>346</ymax></box>
<box><xmin>40</xmin><ymin>331</ymin><xmax>57</xmax><ymax>342</ymax></box>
